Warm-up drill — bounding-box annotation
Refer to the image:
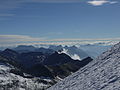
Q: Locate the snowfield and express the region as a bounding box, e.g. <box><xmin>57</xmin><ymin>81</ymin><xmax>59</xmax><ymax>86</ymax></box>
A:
<box><xmin>0</xmin><ymin>62</ymin><xmax>53</xmax><ymax>90</ymax></box>
<box><xmin>48</xmin><ymin>42</ymin><xmax>120</xmax><ymax>90</ymax></box>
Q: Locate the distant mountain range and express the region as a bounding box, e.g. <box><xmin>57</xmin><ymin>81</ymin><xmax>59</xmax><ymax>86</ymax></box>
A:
<box><xmin>80</xmin><ymin>44</ymin><xmax>111</xmax><ymax>58</ymax></box>
<box><xmin>12</xmin><ymin>45</ymin><xmax>89</xmax><ymax>60</ymax></box>
<box><xmin>0</xmin><ymin>43</ymin><xmax>114</xmax><ymax>90</ymax></box>
<box><xmin>0</xmin><ymin>42</ymin><xmax>113</xmax><ymax>59</ymax></box>
<box><xmin>13</xmin><ymin>43</ymin><xmax>112</xmax><ymax>59</ymax></box>
<box><xmin>0</xmin><ymin>48</ymin><xmax>93</xmax><ymax>90</ymax></box>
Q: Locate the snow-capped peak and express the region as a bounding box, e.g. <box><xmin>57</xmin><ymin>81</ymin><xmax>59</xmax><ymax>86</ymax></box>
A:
<box><xmin>58</xmin><ymin>48</ymin><xmax>81</xmax><ymax>60</ymax></box>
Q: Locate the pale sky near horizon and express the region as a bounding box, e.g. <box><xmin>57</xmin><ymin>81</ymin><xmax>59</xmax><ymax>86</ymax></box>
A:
<box><xmin>0</xmin><ymin>0</ymin><xmax>120</xmax><ymax>46</ymax></box>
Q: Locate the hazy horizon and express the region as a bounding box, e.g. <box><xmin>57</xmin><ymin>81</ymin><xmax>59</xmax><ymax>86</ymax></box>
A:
<box><xmin>0</xmin><ymin>0</ymin><xmax>120</xmax><ymax>47</ymax></box>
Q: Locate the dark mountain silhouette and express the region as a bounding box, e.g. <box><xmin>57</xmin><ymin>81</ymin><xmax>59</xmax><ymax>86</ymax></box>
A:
<box><xmin>18</xmin><ymin>52</ymin><xmax>48</xmax><ymax>68</ymax></box>
<box><xmin>43</xmin><ymin>52</ymin><xmax>73</xmax><ymax>65</ymax></box>
<box><xmin>47</xmin><ymin>57</ymin><xmax>93</xmax><ymax>78</ymax></box>
<box><xmin>0</xmin><ymin>48</ymin><xmax>93</xmax><ymax>79</ymax></box>
<box><xmin>13</xmin><ymin>45</ymin><xmax>55</xmax><ymax>54</ymax></box>
<box><xmin>35</xmin><ymin>47</ymin><xmax>55</xmax><ymax>54</ymax></box>
<box><xmin>0</xmin><ymin>48</ymin><xmax>19</xmax><ymax>60</ymax></box>
<box><xmin>0</xmin><ymin>48</ymin><xmax>93</xmax><ymax>90</ymax></box>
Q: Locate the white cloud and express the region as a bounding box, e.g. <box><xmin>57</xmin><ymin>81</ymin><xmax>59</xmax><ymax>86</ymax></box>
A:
<box><xmin>87</xmin><ymin>0</ymin><xmax>118</xmax><ymax>6</ymax></box>
<box><xmin>0</xmin><ymin>0</ymin><xmax>118</xmax><ymax>11</ymax></box>
<box><xmin>0</xmin><ymin>0</ymin><xmax>118</xmax><ymax>20</ymax></box>
<box><xmin>0</xmin><ymin>35</ymin><xmax>46</xmax><ymax>43</ymax></box>
<box><xmin>71</xmin><ymin>54</ymin><xmax>81</xmax><ymax>60</ymax></box>
<box><xmin>109</xmin><ymin>1</ymin><xmax>118</xmax><ymax>4</ymax></box>
<box><xmin>0</xmin><ymin>35</ymin><xmax>120</xmax><ymax>47</ymax></box>
<box><xmin>59</xmin><ymin>48</ymin><xmax>81</xmax><ymax>60</ymax></box>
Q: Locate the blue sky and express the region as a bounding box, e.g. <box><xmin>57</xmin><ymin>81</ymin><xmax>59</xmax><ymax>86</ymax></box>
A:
<box><xmin>0</xmin><ymin>0</ymin><xmax>120</xmax><ymax>46</ymax></box>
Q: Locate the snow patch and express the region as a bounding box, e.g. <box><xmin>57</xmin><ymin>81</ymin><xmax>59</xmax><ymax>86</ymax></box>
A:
<box><xmin>59</xmin><ymin>48</ymin><xmax>81</xmax><ymax>60</ymax></box>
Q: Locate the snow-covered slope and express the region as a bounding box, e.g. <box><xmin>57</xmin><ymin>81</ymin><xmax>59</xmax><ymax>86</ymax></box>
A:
<box><xmin>48</xmin><ymin>42</ymin><xmax>120</xmax><ymax>90</ymax></box>
<box><xmin>0</xmin><ymin>57</ymin><xmax>55</xmax><ymax>90</ymax></box>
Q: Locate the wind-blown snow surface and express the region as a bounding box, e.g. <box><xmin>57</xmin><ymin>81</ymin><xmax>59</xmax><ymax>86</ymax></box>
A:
<box><xmin>48</xmin><ymin>42</ymin><xmax>120</xmax><ymax>90</ymax></box>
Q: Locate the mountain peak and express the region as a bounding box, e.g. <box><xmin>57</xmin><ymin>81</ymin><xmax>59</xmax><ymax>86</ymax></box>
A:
<box><xmin>4</xmin><ymin>48</ymin><xmax>16</xmax><ymax>52</ymax></box>
<box><xmin>43</xmin><ymin>51</ymin><xmax>73</xmax><ymax>65</ymax></box>
<box><xmin>2</xmin><ymin>48</ymin><xmax>18</xmax><ymax>55</ymax></box>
